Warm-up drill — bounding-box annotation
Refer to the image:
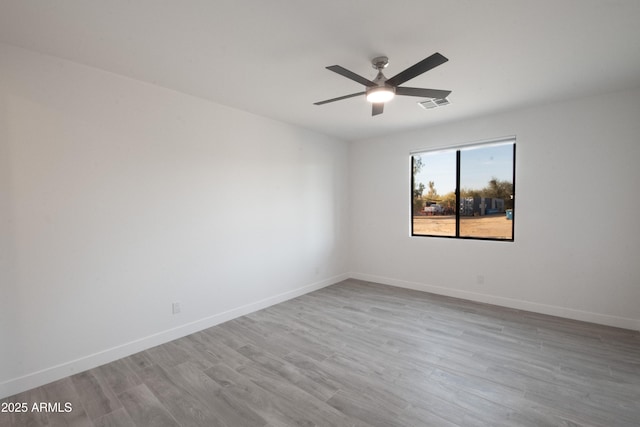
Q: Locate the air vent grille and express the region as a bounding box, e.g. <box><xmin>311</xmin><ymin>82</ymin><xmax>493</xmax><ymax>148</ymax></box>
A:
<box><xmin>418</xmin><ymin>97</ymin><xmax>450</xmax><ymax>110</ymax></box>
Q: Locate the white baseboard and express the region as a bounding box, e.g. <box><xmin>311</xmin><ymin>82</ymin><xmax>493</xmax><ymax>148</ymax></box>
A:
<box><xmin>4</xmin><ymin>271</ymin><xmax>636</xmax><ymax>399</ymax></box>
<box><xmin>0</xmin><ymin>273</ymin><xmax>348</xmax><ymax>400</ymax></box>
<box><xmin>349</xmin><ymin>272</ymin><xmax>640</xmax><ymax>331</ymax></box>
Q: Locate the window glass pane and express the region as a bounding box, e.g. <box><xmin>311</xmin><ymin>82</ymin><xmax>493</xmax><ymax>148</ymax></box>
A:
<box><xmin>459</xmin><ymin>143</ymin><xmax>514</xmax><ymax>239</ymax></box>
<box><xmin>412</xmin><ymin>150</ymin><xmax>457</xmax><ymax>237</ymax></box>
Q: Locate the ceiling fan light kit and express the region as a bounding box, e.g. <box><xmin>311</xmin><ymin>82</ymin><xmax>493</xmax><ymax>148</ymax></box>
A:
<box><xmin>366</xmin><ymin>86</ymin><xmax>395</xmax><ymax>103</ymax></box>
<box><xmin>314</xmin><ymin>52</ymin><xmax>451</xmax><ymax>116</ymax></box>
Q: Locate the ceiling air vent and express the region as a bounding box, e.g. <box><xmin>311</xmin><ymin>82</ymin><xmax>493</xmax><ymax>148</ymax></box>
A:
<box><xmin>418</xmin><ymin>97</ymin><xmax>450</xmax><ymax>110</ymax></box>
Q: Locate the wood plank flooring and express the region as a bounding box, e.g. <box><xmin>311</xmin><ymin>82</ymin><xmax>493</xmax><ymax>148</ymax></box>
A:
<box><xmin>2</xmin><ymin>279</ymin><xmax>639</xmax><ymax>426</ymax></box>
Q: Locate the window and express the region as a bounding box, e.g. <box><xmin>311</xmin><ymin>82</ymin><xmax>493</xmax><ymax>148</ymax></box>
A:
<box><xmin>411</xmin><ymin>138</ymin><xmax>515</xmax><ymax>241</ymax></box>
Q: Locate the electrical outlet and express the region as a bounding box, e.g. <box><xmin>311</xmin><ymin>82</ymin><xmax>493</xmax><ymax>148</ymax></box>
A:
<box><xmin>172</xmin><ymin>302</ymin><xmax>181</xmax><ymax>315</ymax></box>
<box><xmin>476</xmin><ymin>275</ymin><xmax>485</xmax><ymax>285</ymax></box>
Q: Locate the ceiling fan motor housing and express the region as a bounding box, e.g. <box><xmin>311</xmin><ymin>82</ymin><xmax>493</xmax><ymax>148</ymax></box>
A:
<box><xmin>366</xmin><ymin>57</ymin><xmax>394</xmax><ymax>102</ymax></box>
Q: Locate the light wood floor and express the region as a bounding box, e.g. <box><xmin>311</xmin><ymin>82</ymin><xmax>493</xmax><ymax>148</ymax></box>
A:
<box><xmin>2</xmin><ymin>279</ymin><xmax>639</xmax><ymax>427</ymax></box>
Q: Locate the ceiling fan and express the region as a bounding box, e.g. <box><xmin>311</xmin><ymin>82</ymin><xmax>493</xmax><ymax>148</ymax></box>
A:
<box><xmin>314</xmin><ymin>52</ymin><xmax>451</xmax><ymax>116</ymax></box>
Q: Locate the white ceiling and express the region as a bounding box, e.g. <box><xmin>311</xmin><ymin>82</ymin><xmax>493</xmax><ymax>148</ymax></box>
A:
<box><xmin>1</xmin><ymin>0</ymin><xmax>640</xmax><ymax>141</ymax></box>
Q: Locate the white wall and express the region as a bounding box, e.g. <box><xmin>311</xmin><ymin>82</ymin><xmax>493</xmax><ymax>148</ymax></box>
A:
<box><xmin>349</xmin><ymin>87</ymin><xmax>640</xmax><ymax>330</ymax></box>
<box><xmin>0</xmin><ymin>44</ymin><xmax>349</xmax><ymax>398</ymax></box>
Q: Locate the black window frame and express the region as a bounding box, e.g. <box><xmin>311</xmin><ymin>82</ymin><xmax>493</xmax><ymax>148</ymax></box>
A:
<box><xmin>411</xmin><ymin>138</ymin><xmax>516</xmax><ymax>242</ymax></box>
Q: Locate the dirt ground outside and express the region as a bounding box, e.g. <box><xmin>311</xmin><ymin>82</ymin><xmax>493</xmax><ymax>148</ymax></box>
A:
<box><xmin>412</xmin><ymin>213</ymin><xmax>513</xmax><ymax>239</ymax></box>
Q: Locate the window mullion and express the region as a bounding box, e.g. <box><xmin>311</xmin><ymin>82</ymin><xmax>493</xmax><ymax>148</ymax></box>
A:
<box><xmin>455</xmin><ymin>150</ymin><xmax>461</xmax><ymax>238</ymax></box>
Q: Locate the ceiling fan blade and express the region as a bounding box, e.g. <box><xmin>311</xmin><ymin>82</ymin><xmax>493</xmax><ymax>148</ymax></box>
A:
<box><xmin>314</xmin><ymin>92</ymin><xmax>366</xmax><ymax>105</ymax></box>
<box><xmin>385</xmin><ymin>53</ymin><xmax>448</xmax><ymax>87</ymax></box>
<box><xmin>326</xmin><ymin>65</ymin><xmax>377</xmax><ymax>87</ymax></box>
<box><xmin>372</xmin><ymin>103</ymin><xmax>384</xmax><ymax>116</ymax></box>
<box><xmin>395</xmin><ymin>87</ymin><xmax>451</xmax><ymax>99</ymax></box>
